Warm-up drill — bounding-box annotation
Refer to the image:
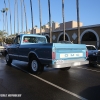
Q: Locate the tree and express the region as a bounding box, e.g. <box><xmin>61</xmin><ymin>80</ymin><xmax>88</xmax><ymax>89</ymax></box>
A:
<box><xmin>14</xmin><ymin>0</ymin><xmax>16</xmax><ymax>34</ymax></box>
<box><xmin>35</xmin><ymin>25</ymin><xmax>38</xmax><ymax>27</ymax></box>
<box><xmin>23</xmin><ymin>0</ymin><xmax>28</xmax><ymax>33</ymax></box>
<box><xmin>30</xmin><ymin>0</ymin><xmax>34</xmax><ymax>34</ymax></box>
<box><xmin>4</xmin><ymin>0</ymin><xmax>9</xmax><ymax>35</ymax></box>
<box><xmin>76</xmin><ymin>0</ymin><xmax>80</xmax><ymax>44</ymax></box>
<box><xmin>20</xmin><ymin>0</ymin><xmax>23</xmax><ymax>33</ymax></box>
<box><xmin>8</xmin><ymin>0</ymin><xmax>12</xmax><ymax>35</ymax></box>
<box><xmin>1</xmin><ymin>8</ymin><xmax>6</xmax><ymax>32</ymax></box>
<box><xmin>48</xmin><ymin>0</ymin><xmax>52</xmax><ymax>43</ymax></box>
<box><xmin>38</xmin><ymin>0</ymin><xmax>42</xmax><ymax>35</ymax></box>
<box><xmin>41</xmin><ymin>25</ymin><xmax>45</xmax><ymax>29</ymax></box>
<box><xmin>17</xmin><ymin>0</ymin><xmax>19</xmax><ymax>34</ymax></box>
<box><xmin>62</xmin><ymin>0</ymin><xmax>65</xmax><ymax>41</ymax></box>
<box><xmin>0</xmin><ymin>30</ymin><xmax>7</xmax><ymax>42</ymax></box>
<box><xmin>0</xmin><ymin>30</ymin><xmax>7</xmax><ymax>37</ymax></box>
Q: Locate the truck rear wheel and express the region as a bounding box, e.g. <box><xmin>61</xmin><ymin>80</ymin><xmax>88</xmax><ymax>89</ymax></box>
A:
<box><xmin>29</xmin><ymin>57</ymin><xmax>44</xmax><ymax>74</ymax></box>
<box><xmin>5</xmin><ymin>53</ymin><xmax>12</xmax><ymax>65</ymax></box>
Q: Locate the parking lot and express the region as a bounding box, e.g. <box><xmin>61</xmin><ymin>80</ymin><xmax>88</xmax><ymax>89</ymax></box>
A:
<box><xmin>0</xmin><ymin>54</ymin><xmax>100</xmax><ymax>100</ymax></box>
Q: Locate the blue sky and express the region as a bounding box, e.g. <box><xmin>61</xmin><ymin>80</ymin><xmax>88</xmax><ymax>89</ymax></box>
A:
<box><xmin>0</xmin><ymin>0</ymin><xmax>100</xmax><ymax>35</ymax></box>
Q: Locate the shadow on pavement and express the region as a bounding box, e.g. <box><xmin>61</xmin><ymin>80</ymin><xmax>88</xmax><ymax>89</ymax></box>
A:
<box><xmin>79</xmin><ymin>85</ymin><xmax>100</xmax><ymax>100</ymax></box>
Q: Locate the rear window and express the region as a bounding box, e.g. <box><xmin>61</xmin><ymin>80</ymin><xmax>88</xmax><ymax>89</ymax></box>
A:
<box><xmin>23</xmin><ymin>36</ymin><xmax>46</xmax><ymax>43</ymax></box>
<box><xmin>86</xmin><ymin>46</ymin><xmax>96</xmax><ymax>50</ymax></box>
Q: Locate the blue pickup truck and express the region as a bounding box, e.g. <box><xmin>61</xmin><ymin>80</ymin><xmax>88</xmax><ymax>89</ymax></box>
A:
<box><xmin>5</xmin><ymin>34</ymin><xmax>88</xmax><ymax>74</ymax></box>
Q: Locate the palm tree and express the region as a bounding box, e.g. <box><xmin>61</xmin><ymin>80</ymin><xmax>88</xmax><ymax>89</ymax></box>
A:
<box><xmin>20</xmin><ymin>0</ymin><xmax>23</xmax><ymax>33</ymax></box>
<box><xmin>1</xmin><ymin>9</ymin><xmax>5</xmax><ymax>32</ymax></box>
<box><xmin>62</xmin><ymin>0</ymin><xmax>65</xmax><ymax>41</ymax></box>
<box><xmin>14</xmin><ymin>0</ymin><xmax>16</xmax><ymax>35</ymax></box>
<box><xmin>17</xmin><ymin>0</ymin><xmax>19</xmax><ymax>34</ymax></box>
<box><xmin>38</xmin><ymin>0</ymin><xmax>42</xmax><ymax>35</ymax></box>
<box><xmin>48</xmin><ymin>0</ymin><xmax>52</xmax><ymax>43</ymax></box>
<box><xmin>23</xmin><ymin>0</ymin><xmax>28</xmax><ymax>33</ymax></box>
<box><xmin>35</xmin><ymin>25</ymin><xmax>38</xmax><ymax>27</ymax></box>
<box><xmin>76</xmin><ymin>0</ymin><xmax>80</xmax><ymax>44</ymax></box>
<box><xmin>30</xmin><ymin>0</ymin><xmax>34</xmax><ymax>34</ymax></box>
<box><xmin>4</xmin><ymin>0</ymin><xmax>9</xmax><ymax>35</ymax></box>
<box><xmin>8</xmin><ymin>0</ymin><xmax>12</xmax><ymax>35</ymax></box>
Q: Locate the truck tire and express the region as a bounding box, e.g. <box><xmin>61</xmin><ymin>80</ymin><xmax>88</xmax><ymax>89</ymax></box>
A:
<box><xmin>5</xmin><ymin>53</ymin><xmax>12</xmax><ymax>65</ymax></box>
<box><xmin>60</xmin><ymin>67</ymin><xmax>71</xmax><ymax>71</ymax></box>
<box><xmin>29</xmin><ymin>57</ymin><xmax>44</xmax><ymax>74</ymax></box>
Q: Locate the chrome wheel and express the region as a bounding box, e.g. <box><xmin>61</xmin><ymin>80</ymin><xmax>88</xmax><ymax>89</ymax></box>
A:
<box><xmin>31</xmin><ymin>60</ymin><xmax>38</xmax><ymax>72</ymax></box>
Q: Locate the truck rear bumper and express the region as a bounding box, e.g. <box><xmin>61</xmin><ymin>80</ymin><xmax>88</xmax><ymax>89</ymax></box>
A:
<box><xmin>49</xmin><ymin>60</ymin><xmax>89</xmax><ymax>68</ymax></box>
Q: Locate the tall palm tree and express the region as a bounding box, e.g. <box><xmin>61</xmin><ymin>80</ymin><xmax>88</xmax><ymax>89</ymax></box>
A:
<box><xmin>48</xmin><ymin>0</ymin><xmax>52</xmax><ymax>43</ymax></box>
<box><xmin>76</xmin><ymin>0</ymin><xmax>80</xmax><ymax>44</ymax></box>
<box><xmin>38</xmin><ymin>0</ymin><xmax>42</xmax><ymax>35</ymax></box>
<box><xmin>1</xmin><ymin>9</ymin><xmax>5</xmax><ymax>32</ymax></box>
<box><xmin>14</xmin><ymin>0</ymin><xmax>16</xmax><ymax>35</ymax></box>
<box><xmin>62</xmin><ymin>0</ymin><xmax>65</xmax><ymax>41</ymax></box>
<box><xmin>30</xmin><ymin>0</ymin><xmax>34</xmax><ymax>34</ymax></box>
<box><xmin>17</xmin><ymin>0</ymin><xmax>19</xmax><ymax>34</ymax></box>
<box><xmin>8</xmin><ymin>0</ymin><xmax>12</xmax><ymax>35</ymax></box>
<box><xmin>20</xmin><ymin>0</ymin><xmax>23</xmax><ymax>33</ymax></box>
<box><xmin>4</xmin><ymin>0</ymin><xmax>9</xmax><ymax>35</ymax></box>
<box><xmin>23</xmin><ymin>0</ymin><xmax>28</xmax><ymax>33</ymax></box>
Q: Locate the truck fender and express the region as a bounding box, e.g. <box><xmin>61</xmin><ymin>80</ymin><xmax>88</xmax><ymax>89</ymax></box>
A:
<box><xmin>28</xmin><ymin>51</ymin><xmax>39</xmax><ymax>61</ymax></box>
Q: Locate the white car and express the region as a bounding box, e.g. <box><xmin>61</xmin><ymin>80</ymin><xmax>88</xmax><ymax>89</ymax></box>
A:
<box><xmin>0</xmin><ymin>43</ymin><xmax>6</xmax><ymax>55</ymax></box>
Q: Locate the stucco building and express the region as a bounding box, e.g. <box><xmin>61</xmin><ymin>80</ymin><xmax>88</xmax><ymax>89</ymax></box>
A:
<box><xmin>30</xmin><ymin>21</ymin><xmax>100</xmax><ymax>48</ymax></box>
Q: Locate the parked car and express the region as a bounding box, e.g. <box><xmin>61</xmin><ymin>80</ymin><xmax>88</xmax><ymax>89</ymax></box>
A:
<box><xmin>86</xmin><ymin>45</ymin><xmax>98</xmax><ymax>65</ymax></box>
<box><xmin>4</xmin><ymin>34</ymin><xmax>88</xmax><ymax>74</ymax></box>
<box><xmin>0</xmin><ymin>42</ymin><xmax>6</xmax><ymax>55</ymax></box>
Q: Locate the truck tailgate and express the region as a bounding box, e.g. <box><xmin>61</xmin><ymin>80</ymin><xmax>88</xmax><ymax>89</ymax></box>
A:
<box><xmin>53</xmin><ymin>44</ymin><xmax>87</xmax><ymax>61</ymax></box>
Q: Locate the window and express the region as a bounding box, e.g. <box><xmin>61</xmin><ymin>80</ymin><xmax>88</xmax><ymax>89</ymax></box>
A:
<box><xmin>14</xmin><ymin>36</ymin><xmax>20</xmax><ymax>44</ymax></box>
<box><xmin>23</xmin><ymin>36</ymin><xmax>46</xmax><ymax>43</ymax></box>
<box><xmin>86</xmin><ymin>46</ymin><xmax>96</xmax><ymax>50</ymax></box>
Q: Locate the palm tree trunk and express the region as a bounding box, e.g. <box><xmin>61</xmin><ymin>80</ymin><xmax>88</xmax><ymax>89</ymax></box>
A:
<box><xmin>30</xmin><ymin>0</ymin><xmax>34</xmax><ymax>34</ymax></box>
<box><xmin>17</xmin><ymin>0</ymin><xmax>19</xmax><ymax>34</ymax></box>
<box><xmin>48</xmin><ymin>0</ymin><xmax>52</xmax><ymax>43</ymax></box>
<box><xmin>3</xmin><ymin>13</ymin><xmax>4</xmax><ymax>31</ymax></box>
<box><xmin>8</xmin><ymin>0</ymin><xmax>12</xmax><ymax>35</ymax></box>
<box><xmin>6</xmin><ymin>11</ymin><xmax>8</xmax><ymax>35</ymax></box>
<box><xmin>4</xmin><ymin>0</ymin><xmax>7</xmax><ymax>34</ymax></box>
<box><xmin>76</xmin><ymin>0</ymin><xmax>80</xmax><ymax>44</ymax></box>
<box><xmin>20</xmin><ymin>0</ymin><xmax>23</xmax><ymax>33</ymax></box>
<box><xmin>62</xmin><ymin>0</ymin><xmax>65</xmax><ymax>41</ymax></box>
<box><xmin>14</xmin><ymin>0</ymin><xmax>16</xmax><ymax>35</ymax></box>
<box><xmin>23</xmin><ymin>0</ymin><xmax>28</xmax><ymax>33</ymax></box>
<box><xmin>38</xmin><ymin>0</ymin><xmax>42</xmax><ymax>35</ymax></box>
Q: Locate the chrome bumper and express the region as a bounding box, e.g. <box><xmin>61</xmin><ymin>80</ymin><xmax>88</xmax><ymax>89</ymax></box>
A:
<box><xmin>49</xmin><ymin>60</ymin><xmax>89</xmax><ymax>68</ymax></box>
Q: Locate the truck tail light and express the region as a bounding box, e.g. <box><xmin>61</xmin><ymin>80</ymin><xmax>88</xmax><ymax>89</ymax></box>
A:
<box><xmin>86</xmin><ymin>51</ymin><xmax>88</xmax><ymax>57</ymax></box>
<box><xmin>52</xmin><ymin>52</ymin><xmax>56</xmax><ymax>60</ymax></box>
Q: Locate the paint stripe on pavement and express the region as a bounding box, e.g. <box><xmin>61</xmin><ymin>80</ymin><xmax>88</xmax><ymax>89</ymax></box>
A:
<box><xmin>12</xmin><ymin>63</ymin><xmax>87</xmax><ymax>100</ymax></box>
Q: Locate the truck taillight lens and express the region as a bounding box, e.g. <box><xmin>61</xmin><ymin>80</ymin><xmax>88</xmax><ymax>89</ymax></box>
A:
<box><xmin>86</xmin><ymin>51</ymin><xmax>88</xmax><ymax>57</ymax></box>
<box><xmin>52</xmin><ymin>52</ymin><xmax>55</xmax><ymax>59</ymax></box>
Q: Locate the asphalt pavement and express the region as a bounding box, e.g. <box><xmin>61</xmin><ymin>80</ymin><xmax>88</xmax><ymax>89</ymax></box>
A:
<box><xmin>0</xmin><ymin>54</ymin><xmax>100</xmax><ymax>100</ymax></box>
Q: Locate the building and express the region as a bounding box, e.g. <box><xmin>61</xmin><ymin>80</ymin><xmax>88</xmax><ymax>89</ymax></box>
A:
<box><xmin>30</xmin><ymin>21</ymin><xmax>100</xmax><ymax>48</ymax></box>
